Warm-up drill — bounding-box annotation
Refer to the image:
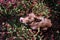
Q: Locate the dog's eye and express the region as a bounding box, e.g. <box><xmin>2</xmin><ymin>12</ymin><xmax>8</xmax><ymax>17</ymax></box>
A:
<box><xmin>34</xmin><ymin>18</ymin><xmax>41</xmax><ymax>22</ymax></box>
<box><xmin>27</xmin><ymin>22</ymin><xmax>32</xmax><ymax>24</ymax></box>
<box><xmin>28</xmin><ymin>17</ymin><xmax>31</xmax><ymax>19</ymax></box>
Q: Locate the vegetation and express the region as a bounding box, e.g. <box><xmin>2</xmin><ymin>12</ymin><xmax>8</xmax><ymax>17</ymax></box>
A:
<box><xmin>0</xmin><ymin>0</ymin><xmax>60</xmax><ymax>40</ymax></box>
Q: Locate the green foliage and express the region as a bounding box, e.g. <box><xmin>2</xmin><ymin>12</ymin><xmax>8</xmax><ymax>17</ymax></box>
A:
<box><xmin>0</xmin><ymin>0</ymin><xmax>50</xmax><ymax>40</ymax></box>
<box><xmin>32</xmin><ymin>2</ymin><xmax>50</xmax><ymax>16</ymax></box>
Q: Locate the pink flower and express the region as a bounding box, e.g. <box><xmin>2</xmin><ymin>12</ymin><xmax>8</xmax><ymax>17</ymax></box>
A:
<box><xmin>6</xmin><ymin>0</ymin><xmax>16</xmax><ymax>4</ymax></box>
<box><xmin>57</xmin><ymin>0</ymin><xmax>60</xmax><ymax>4</ymax></box>
<box><xmin>0</xmin><ymin>0</ymin><xmax>4</xmax><ymax>3</ymax></box>
<box><xmin>57</xmin><ymin>2</ymin><xmax>60</xmax><ymax>4</ymax></box>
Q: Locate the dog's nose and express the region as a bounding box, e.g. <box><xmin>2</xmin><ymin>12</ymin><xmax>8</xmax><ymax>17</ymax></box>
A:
<box><xmin>20</xmin><ymin>19</ymin><xmax>23</xmax><ymax>22</ymax></box>
<box><xmin>19</xmin><ymin>17</ymin><xmax>24</xmax><ymax>22</ymax></box>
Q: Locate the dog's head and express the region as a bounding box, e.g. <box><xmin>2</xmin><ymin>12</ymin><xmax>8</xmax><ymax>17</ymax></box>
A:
<box><xmin>19</xmin><ymin>13</ymin><xmax>52</xmax><ymax>30</ymax></box>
